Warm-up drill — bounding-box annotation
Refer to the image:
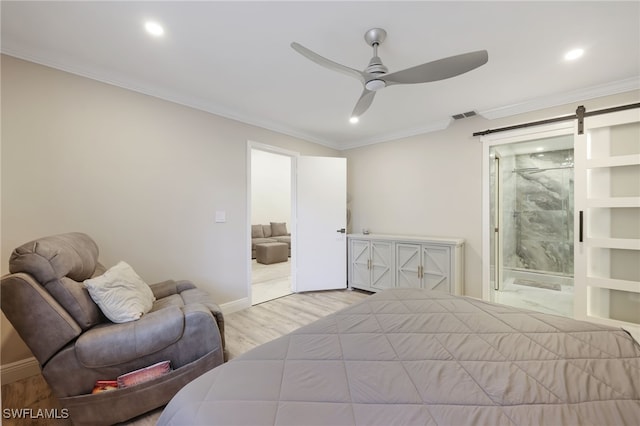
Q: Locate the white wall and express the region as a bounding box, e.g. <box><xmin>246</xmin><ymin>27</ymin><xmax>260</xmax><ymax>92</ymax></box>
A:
<box><xmin>344</xmin><ymin>90</ymin><xmax>640</xmax><ymax>299</ymax></box>
<box><xmin>251</xmin><ymin>149</ymin><xmax>291</xmax><ymax>227</ymax></box>
<box><xmin>0</xmin><ymin>55</ymin><xmax>338</xmax><ymax>365</ymax></box>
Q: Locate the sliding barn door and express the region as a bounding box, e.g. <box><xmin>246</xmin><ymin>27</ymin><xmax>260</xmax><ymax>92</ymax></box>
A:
<box><xmin>574</xmin><ymin>108</ymin><xmax>640</xmax><ymax>341</ymax></box>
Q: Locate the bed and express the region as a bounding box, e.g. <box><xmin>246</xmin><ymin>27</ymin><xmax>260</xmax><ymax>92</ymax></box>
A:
<box><xmin>158</xmin><ymin>288</ymin><xmax>640</xmax><ymax>425</ymax></box>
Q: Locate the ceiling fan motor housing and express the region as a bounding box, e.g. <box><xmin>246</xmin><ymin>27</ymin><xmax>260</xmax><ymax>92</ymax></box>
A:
<box><xmin>365</xmin><ymin>57</ymin><xmax>388</xmax><ymax>91</ymax></box>
<box><xmin>364</xmin><ymin>29</ymin><xmax>389</xmax><ymax>91</ymax></box>
<box><xmin>366</xmin><ymin>56</ymin><xmax>388</xmax><ymax>74</ymax></box>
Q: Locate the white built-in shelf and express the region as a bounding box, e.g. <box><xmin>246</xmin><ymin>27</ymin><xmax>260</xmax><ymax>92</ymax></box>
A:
<box><xmin>587</xmin><ymin>154</ymin><xmax>640</xmax><ymax>168</ymax></box>
<box><xmin>587</xmin><ymin>277</ymin><xmax>640</xmax><ymax>293</ymax></box>
<box><xmin>587</xmin><ymin>197</ymin><xmax>640</xmax><ymax>208</ymax></box>
<box><xmin>587</xmin><ymin>238</ymin><xmax>640</xmax><ymax>250</ymax></box>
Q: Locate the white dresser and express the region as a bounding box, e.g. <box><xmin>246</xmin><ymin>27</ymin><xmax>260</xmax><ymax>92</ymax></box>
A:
<box><xmin>348</xmin><ymin>234</ymin><xmax>465</xmax><ymax>295</ymax></box>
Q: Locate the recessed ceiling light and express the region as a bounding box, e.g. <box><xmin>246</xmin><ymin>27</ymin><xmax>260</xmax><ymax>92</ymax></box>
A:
<box><xmin>564</xmin><ymin>48</ymin><xmax>584</xmax><ymax>61</ymax></box>
<box><xmin>145</xmin><ymin>21</ymin><xmax>164</xmax><ymax>37</ymax></box>
<box><xmin>536</xmin><ymin>147</ymin><xmax>544</xmax><ymax>152</ymax></box>
<box><xmin>349</xmin><ymin>117</ymin><xmax>359</xmax><ymax>124</ymax></box>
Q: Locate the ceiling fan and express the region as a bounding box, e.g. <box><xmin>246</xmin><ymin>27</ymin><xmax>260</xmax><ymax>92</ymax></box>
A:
<box><xmin>291</xmin><ymin>28</ymin><xmax>488</xmax><ymax>121</ymax></box>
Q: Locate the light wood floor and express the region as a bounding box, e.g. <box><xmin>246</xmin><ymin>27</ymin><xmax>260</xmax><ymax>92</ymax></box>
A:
<box><xmin>1</xmin><ymin>289</ymin><xmax>369</xmax><ymax>425</ymax></box>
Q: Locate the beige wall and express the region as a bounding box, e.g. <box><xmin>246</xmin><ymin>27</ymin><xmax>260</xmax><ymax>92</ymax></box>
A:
<box><xmin>0</xmin><ymin>55</ymin><xmax>338</xmax><ymax>364</ymax></box>
<box><xmin>344</xmin><ymin>90</ymin><xmax>640</xmax><ymax>299</ymax></box>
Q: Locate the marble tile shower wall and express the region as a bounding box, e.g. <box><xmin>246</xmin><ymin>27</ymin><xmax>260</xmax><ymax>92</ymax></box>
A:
<box><xmin>503</xmin><ymin>149</ymin><xmax>574</xmax><ymax>276</ymax></box>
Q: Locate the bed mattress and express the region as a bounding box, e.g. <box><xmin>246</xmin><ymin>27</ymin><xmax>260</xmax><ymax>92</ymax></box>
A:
<box><xmin>158</xmin><ymin>288</ymin><xmax>640</xmax><ymax>425</ymax></box>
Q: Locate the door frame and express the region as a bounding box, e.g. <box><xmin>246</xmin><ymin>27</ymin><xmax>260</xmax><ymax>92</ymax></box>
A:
<box><xmin>480</xmin><ymin>121</ymin><xmax>575</xmax><ymax>301</ymax></box>
<box><xmin>246</xmin><ymin>141</ymin><xmax>299</xmax><ymax>304</ymax></box>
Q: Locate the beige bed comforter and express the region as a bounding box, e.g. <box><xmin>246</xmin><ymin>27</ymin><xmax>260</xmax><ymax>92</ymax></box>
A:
<box><xmin>159</xmin><ymin>289</ymin><xmax>640</xmax><ymax>425</ymax></box>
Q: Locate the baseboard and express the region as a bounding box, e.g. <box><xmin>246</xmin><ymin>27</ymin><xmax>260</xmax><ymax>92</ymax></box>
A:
<box><xmin>1</xmin><ymin>356</ymin><xmax>40</xmax><ymax>384</ymax></box>
<box><xmin>220</xmin><ymin>297</ymin><xmax>250</xmax><ymax>314</ymax></box>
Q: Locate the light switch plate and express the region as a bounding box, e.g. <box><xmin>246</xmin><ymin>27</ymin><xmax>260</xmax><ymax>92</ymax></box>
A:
<box><xmin>215</xmin><ymin>211</ymin><xmax>226</xmax><ymax>223</ymax></box>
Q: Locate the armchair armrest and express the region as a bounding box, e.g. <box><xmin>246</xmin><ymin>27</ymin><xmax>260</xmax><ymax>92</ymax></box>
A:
<box><xmin>178</xmin><ymin>287</ymin><xmax>226</xmax><ymax>354</ymax></box>
<box><xmin>175</xmin><ymin>279</ymin><xmax>196</xmax><ymax>293</ymax></box>
<box><xmin>148</xmin><ymin>280</ymin><xmax>177</xmax><ymax>299</ymax></box>
<box><xmin>148</xmin><ymin>279</ymin><xmax>196</xmax><ymax>299</ymax></box>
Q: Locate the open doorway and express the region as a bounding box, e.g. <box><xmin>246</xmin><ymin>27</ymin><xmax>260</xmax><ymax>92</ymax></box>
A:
<box><xmin>489</xmin><ymin>137</ymin><xmax>575</xmax><ymax>316</ymax></box>
<box><xmin>249</xmin><ymin>144</ymin><xmax>295</xmax><ymax>305</ymax></box>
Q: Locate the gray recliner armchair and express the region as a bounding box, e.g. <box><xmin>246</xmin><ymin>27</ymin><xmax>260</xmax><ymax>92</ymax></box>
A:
<box><xmin>1</xmin><ymin>233</ymin><xmax>226</xmax><ymax>425</ymax></box>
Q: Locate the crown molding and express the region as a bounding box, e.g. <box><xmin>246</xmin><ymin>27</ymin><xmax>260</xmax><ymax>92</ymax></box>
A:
<box><xmin>338</xmin><ymin>118</ymin><xmax>453</xmax><ymax>150</ymax></box>
<box><xmin>478</xmin><ymin>77</ymin><xmax>640</xmax><ymax>120</ymax></box>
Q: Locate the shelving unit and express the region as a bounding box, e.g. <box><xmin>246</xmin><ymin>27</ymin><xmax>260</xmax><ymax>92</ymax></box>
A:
<box><xmin>574</xmin><ymin>108</ymin><xmax>640</xmax><ymax>342</ymax></box>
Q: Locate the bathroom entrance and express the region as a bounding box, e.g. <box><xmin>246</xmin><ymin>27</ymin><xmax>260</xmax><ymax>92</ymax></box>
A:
<box><xmin>489</xmin><ymin>133</ymin><xmax>575</xmax><ymax>317</ymax></box>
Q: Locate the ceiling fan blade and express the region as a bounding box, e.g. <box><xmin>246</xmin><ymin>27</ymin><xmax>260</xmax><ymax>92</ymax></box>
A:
<box><xmin>351</xmin><ymin>89</ymin><xmax>376</xmax><ymax>118</ymax></box>
<box><xmin>291</xmin><ymin>42</ymin><xmax>365</xmax><ymax>83</ymax></box>
<box><xmin>383</xmin><ymin>50</ymin><xmax>488</xmax><ymax>85</ymax></box>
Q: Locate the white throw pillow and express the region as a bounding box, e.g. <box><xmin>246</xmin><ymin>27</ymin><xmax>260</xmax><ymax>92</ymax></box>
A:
<box><xmin>84</xmin><ymin>261</ymin><xmax>156</xmax><ymax>323</ymax></box>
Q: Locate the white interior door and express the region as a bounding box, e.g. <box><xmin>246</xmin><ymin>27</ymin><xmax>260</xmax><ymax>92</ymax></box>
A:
<box><xmin>295</xmin><ymin>156</ymin><xmax>347</xmax><ymax>292</ymax></box>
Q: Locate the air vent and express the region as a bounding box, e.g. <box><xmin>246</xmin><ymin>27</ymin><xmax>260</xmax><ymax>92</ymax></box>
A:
<box><xmin>452</xmin><ymin>111</ymin><xmax>477</xmax><ymax>120</ymax></box>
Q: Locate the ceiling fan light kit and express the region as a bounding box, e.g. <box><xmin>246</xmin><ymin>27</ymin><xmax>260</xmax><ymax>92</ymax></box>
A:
<box><xmin>291</xmin><ymin>28</ymin><xmax>488</xmax><ymax>121</ymax></box>
<box><xmin>364</xmin><ymin>79</ymin><xmax>385</xmax><ymax>91</ymax></box>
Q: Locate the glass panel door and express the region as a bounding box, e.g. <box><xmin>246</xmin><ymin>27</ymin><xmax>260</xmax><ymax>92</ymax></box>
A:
<box><xmin>488</xmin><ymin>135</ymin><xmax>575</xmax><ymax>317</ymax></box>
